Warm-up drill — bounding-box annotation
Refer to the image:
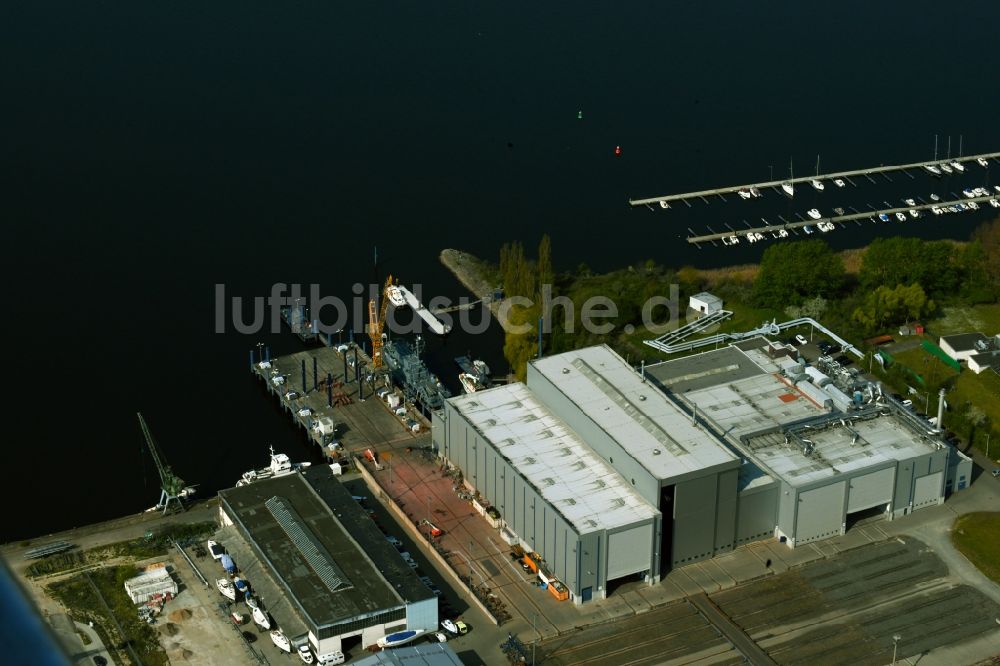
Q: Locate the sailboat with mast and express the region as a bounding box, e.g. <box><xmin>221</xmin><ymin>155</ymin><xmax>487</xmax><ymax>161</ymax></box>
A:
<box><xmin>811</xmin><ymin>155</ymin><xmax>825</xmax><ymax>191</ymax></box>
<box><xmin>781</xmin><ymin>158</ymin><xmax>795</xmax><ymax>198</ymax></box>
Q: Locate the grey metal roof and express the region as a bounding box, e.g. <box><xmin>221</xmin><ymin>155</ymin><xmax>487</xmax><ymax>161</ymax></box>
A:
<box><xmin>940</xmin><ymin>332</ymin><xmax>988</xmax><ymax>352</ymax></box>
<box><xmin>690</xmin><ymin>291</ymin><xmax>723</xmax><ymax>306</ymax></box>
<box><xmin>653</xmin><ymin>343</ymin><xmax>944</xmax><ymax>487</ymax></box>
<box><xmin>530</xmin><ymin>345</ymin><xmax>737</xmax><ymax>481</ymax></box>
<box><xmin>219</xmin><ymin>470</ymin><xmax>430</xmax><ymax>632</ymax></box>
<box><xmin>450</xmin><ymin>383</ymin><xmax>659</xmax><ymax>534</ymax></box>
<box><xmin>351</xmin><ymin>644</ymin><xmax>464</xmax><ymax>666</ymax></box>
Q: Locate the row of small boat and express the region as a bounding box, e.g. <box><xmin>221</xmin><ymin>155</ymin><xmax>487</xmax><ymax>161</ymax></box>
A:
<box><xmin>924</xmin><ymin>157</ymin><xmax>991</xmax><ymax>176</ymax></box>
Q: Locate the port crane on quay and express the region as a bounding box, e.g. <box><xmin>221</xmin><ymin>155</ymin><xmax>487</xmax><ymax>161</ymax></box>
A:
<box><xmin>137</xmin><ymin>412</ymin><xmax>194</xmax><ymax>515</ymax></box>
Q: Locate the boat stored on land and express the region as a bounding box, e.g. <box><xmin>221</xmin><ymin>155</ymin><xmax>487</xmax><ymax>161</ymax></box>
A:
<box><xmin>252</xmin><ymin>606</ymin><xmax>270</xmax><ymax>629</ymax></box>
<box><xmin>216</xmin><ymin>579</ymin><xmax>236</xmax><ymax>601</ymax></box>
<box><xmin>376</xmin><ymin>629</ymin><xmax>425</xmax><ymax>649</ymax></box>
<box><xmin>271</xmin><ymin>631</ymin><xmax>291</xmax><ymax>653</ymax></box>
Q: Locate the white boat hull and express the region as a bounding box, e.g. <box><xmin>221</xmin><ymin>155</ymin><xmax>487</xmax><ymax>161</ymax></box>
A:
<box><xmin>252</xmin><ymin>606</ymin><xmax>270</xmax><ymax>630</ymax></box>
<box><xmin>271</xmin><ymin>631</ymin><xmax>291</xmax><ymax>653</ymax></box>
<box><xmin>216</xmin><ymin>579</ymin><xmax>236</xmax><ymax>601</ymax></box>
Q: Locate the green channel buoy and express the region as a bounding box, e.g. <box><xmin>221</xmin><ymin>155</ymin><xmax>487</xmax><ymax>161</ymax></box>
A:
<box><xmin>577</xmin><ymin>110</ymin><xmax>583</xmax><ymax>120</ymax></box>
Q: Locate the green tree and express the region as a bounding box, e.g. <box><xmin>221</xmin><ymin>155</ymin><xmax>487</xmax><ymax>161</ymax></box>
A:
<box><xmin>859</xmin><ymin>237</ymin><xmax>963</xmax><ymax>297</ymax></box>
<box><xmin>852</xmin><ymin>283</ymin><xmax>935</xmax><ymax>332</ymax></box>
<box><xmin>972</xmin><ymin>217</ymin><xmax>1000</xmax><ymax>296</ymax></box>
<box><xmin>753</xmin><ymin>240</ymin><xmax>845</xmax><ymax>308</ymax></box>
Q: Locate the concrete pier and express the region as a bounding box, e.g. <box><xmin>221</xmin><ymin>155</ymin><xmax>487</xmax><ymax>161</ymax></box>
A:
<box><xmin>685</xmin><ymin>195</ymin><xmax>998</xmax><ymax>245</ymax></box>
<box><xmin>251</xmin><ymin>344</ymin><xmax>427</xmax><ymax>460</ymax></box>
<box><xmin>630</xmin><ymin>152</ymin><xmax>1000</xmax><ymax>207</ymax></box>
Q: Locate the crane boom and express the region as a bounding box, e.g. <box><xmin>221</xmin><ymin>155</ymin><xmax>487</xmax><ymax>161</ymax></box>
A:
<box><xmin>368</xmin><ymin>275</ymin><xmax>395</xmax><ymax>368</ymax></box>
<box><xmin>137</xmin><ymin>412</ymin><xmax>189</xmax><ymax>514</ymax></box>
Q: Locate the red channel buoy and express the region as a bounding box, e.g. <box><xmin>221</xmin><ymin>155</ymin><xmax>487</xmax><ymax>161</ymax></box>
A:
<box><xmin>614</xmin><ymin>145</ymin><xmax>622</xmax><ymax>156</ymax></box>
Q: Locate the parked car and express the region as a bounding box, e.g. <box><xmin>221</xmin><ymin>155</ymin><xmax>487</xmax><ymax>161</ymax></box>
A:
<box><xmin>385</xmin><ymin>535</ymin><xmax>402</xmax><ymax>547</ymax></box>
<box><xmin>794</xmin><ymin>334</ymin><xmax>808</xmax><ymax>346</ymax></box>
<box><xmin>991</xmin><ymin>468</ymin><xmax>1000</xmax><ymax>478</ymax></box>
<box><xmin>428</xmin><ymin>631</ymin><xmax>448</xmax><ymax>643</ymax></box>
<box><xmin>817</xmin><ymin>341</ymin><xmax>832</xmax><ymax>353</ymax></box>
<box><xmin>826</xmin><ymin>343</ymin><xmax>841</xmax><ymax>354</ymax></box>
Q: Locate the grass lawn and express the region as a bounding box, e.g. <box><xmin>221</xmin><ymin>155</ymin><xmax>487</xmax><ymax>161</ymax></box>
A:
<box><xmin>951</xmin><ymin>512</ymin><xmax>1000</xmax><ymax>586</ymax></box>
<box><xmin>927</xmin><ymin>304</ymin><xmax>1000</xmax><ymax>337</ymax></box>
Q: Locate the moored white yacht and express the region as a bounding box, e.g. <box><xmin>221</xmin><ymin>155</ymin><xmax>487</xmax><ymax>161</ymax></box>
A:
<box><xmin>950</xmin><ymin>161</ymin><xmax>965</xmax><ymax>172</ymax></box>
<box><xmin>459</xmin><ymin>373</ymin><xmax>486</xmax><ymax>394</ymax></box>
<box><xmin>924</xmin><ymin>164</ymin><xmax>942</xmax><ymax>176</ymax></box>
<box><xmin>989</xmin><ymin>199</ymin><xmax>1000</xmax><ymax>208</ymax></box>
<box><xmin>940</xmin><ymin>163</ymin><xmax>953</xmax><ymax>174</ymax></box>
<box><xmin>749</xmin><ymin>186</ymin><xmax>762</xmax><ymax>198</ymax></box>
<box><xmin>904</xmin><ymin>198</ymin><xmax>916</xmax><ymax>206</ymax></box>
<box><xmin>909</xmin><ymin>209</ymin><xmax>920</xmax><ymax>219</ymax></box>
<box><xmin>968</xmin><ymin>201</ymin><xmax>979</xmax><ymax>210</ymax></box>
<box><xmin>977</xmin><ymin>157</ymin><xmax>990</xmax><ymax>168</ymax></box>
<box><xmin>387</xmin><ymin>285</ymin><xmax>406</xmax><ymax>307</ymax></box>
<box><xmin>237</xmin><ymin>446</ymin><xmax>311</xmax><ymax>487</ymax></box>
<box><xmin>781</xmin><ymin>158</ymin><xmax>795</xmax><ymax>197</ymax></box>
<box><xmin>298</xmin><ymin>646</ymin><xmax>315</xmax><ymax>664</ymax></box>
<box><xmin>738</xmin><ymin>188</ymin><xmax>752</xmax><ymax>199</ymax></box>
<box><xmin>895</xmin><ymin>212</ymin><xmax>907</xmax><ymax>221</ymax></box>
<box><xmin>833</xmin><ymin>178</ymin><xmax>846</xmax><ymax>188</ymax></box>
<box><xmin>659</xmin><ymin>200</ymin><xmax>670</xmax><ymax>209</ymax></box>
<box><xmin>930</xmin><ymin>193</ymin><xmax>940</xmax><ymax>201</ymax></box>
<box><xmin>811</xmin><ymin>179</ymin><xmax>824</xmax><ymax>191</ymax></box>
<box><xmin>807</xmin><ymin>208</ymin><xmax>822</xmax><ymax>220</ymax></box>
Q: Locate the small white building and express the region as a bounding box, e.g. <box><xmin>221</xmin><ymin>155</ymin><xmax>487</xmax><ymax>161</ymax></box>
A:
<box><xmin>938</xmin><ymin>333</ymin><xmax>989</xmax><ymax>363</ymax></box>
<box><xmin>124</xmin><ymin>566</ymin><xmax>177</xmax><ymax>604</ymax></box>
<box><xmin>689</xmin><ymin>292</ymin><xmax>723</xmax><ymax>316</ymax></box>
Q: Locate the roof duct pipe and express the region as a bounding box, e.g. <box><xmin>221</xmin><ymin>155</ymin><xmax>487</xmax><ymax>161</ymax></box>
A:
<box><xmin>301</xmin><ymin>358</ymin><xmax>307</xmax><ymax>394</ymax></box>
<box><xmin>313</xmin><ymin>357</ymin><xmax>318</xmax><ymax>392</ymax></box>
<box><xmin>936</xmin><ymin>388</ymin><xmax>946</xmax><ymax>432</ymax></box>
<box><xmin>343</xmin><ymin>348</ymin><xmax>349</xmax><ymax>383</ymax></box>
<box><xmin>640</xmin><ymin>359</ymin><xmax>646</xmax><ymax>383</ymax></box>
<box><xmin>327</xmin><ymin>372</ymin><xmax>333</xmax><ymax>407</ymax></box>
<box><xmin>691</xmin><ymin>401</ymin><xmax>699</xmax><ymax>427</ymax></box>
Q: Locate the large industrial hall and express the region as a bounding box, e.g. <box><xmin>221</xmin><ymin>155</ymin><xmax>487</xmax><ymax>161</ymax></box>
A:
<box><xmin>217</xmin><ymin>467</ymin><xmax>437</xmax><ymax>656</ymax></box>
<box><xmin>432</xmin><ymin>342</ymin><xmax>970</xmax><ymax>604</ymax></box>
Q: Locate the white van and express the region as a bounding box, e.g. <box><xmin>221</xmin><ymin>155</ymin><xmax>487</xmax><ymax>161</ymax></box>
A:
<box><xmin>316</xmin><ymin>651</ymin><xmax>345</xmax><ymax>665</ymax></box>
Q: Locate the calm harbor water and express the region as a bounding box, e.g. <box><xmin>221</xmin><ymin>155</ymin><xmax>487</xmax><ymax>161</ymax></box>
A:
<box><xmin>3</xmin><ymin>1</ymin><xmax>998</xmax><ymax>541</ymax></box>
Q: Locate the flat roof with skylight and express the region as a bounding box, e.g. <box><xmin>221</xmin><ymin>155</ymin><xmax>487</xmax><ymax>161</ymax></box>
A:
<box><xmin>450</xmin><ymin>382</ymin><xmax>659</xmax><ymax>534</ymax></box>
<box><xmin>530</xmin><ymin>345</ymin><xmax>737</xmax><ymax>481</ymax></box>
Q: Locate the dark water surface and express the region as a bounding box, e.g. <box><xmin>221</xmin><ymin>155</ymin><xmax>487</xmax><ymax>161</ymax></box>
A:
<box><xmin>2</xmin><ymin>1</ymin><xmax>998</xmax><ymax>540</ymax></box>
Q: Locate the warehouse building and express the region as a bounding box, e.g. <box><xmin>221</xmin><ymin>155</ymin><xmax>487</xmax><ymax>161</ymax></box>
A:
<box><xmin>434</xmin><ymin>341</ymin><xmax>966</xmax><ymax>603</ymax></box>
<box><xmin>527</xmin><ymin>347</ymin><xmax>742</xmax><ymax>570</ymax></box>
<box><xmin>217</xmin><ymin>467</ymin><xmax>436</xmax><ymax>656</ymax></box>
<box><xmin>438</xmin><ymin>382</ymin><xmax>660</xmax><ymax>603</ymax></box>
<box><xmin>647</xmin><ymin>339</ymin><xmax>962</xmax><ymax>548</ymax></box>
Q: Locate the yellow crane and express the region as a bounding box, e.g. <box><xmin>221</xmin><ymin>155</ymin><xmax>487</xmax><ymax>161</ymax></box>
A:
<box><xmin>368</xmin><ymin>275</ymin><xmax>395</xmax><ymax>368</ymax></box>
